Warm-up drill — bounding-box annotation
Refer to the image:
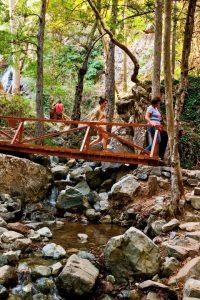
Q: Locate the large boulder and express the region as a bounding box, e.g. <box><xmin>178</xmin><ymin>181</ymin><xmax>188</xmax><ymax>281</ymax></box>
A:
<box><xmin>58</xmin><ymin>254</ymin><xmax>99</xmax><ymax>295</ymax></box>
<box><xmin>56</xmin><ymin>187</ymin><xmax>84</xmax><ymax>211</ymax></box>
<box><xmin>0</xmin><ymin>154</ymin><xmax>52</xmax><ymax>202</ymax></box>
<box><xmin>56</xmin><ymin>185</ymin><xmax>94</xmax><ymax>212</ymax></box>
<box><xmin>104</xmin><ymin>227</ymin><xmax>161</xmax><ymax>280</ymax></box>
<box><xmin>109</xmin><ymin>175</ymin><xmax>140</xmax><ymax>202</ymax></box>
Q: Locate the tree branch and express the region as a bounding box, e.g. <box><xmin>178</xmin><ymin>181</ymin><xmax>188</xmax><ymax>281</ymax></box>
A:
<box><xmin>86</xmin><ymin>0</ymin><xmax>140</xmax><ymax>83</ymax></box>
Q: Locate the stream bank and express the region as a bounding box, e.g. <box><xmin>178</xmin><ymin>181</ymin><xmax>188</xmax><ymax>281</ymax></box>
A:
<box><xmin>0</xmin><ymin>153</ymin><xmax>200</xmax><ymax>299</ymax></box>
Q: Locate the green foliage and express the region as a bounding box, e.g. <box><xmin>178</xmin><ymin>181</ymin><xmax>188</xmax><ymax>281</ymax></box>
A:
<box><xmin>179</xmin><ymin>77</ymin><xmax>200</xmax><ymax>169</ymax></box>
<box><xmin>181</xmin><ymin>77</ymin><xmax>200</xmax><ymax>133</ymax></box>
<box><xmin>0</xmin><ymin>94</ymin><xmax>33</xmax><ymax>117</ymax></box>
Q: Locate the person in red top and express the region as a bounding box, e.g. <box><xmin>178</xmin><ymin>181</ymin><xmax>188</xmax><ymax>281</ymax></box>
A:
<box><xmin>54</xmin><ymin>100</ymin><xmax>64</xmax><ymax>119</ymax></box>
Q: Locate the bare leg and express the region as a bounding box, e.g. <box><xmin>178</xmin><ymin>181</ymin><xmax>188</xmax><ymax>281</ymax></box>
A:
<box><xmin>90</xmin><ymin>135</ymin><xmax>102</xmax><ymax>147</ymax></box>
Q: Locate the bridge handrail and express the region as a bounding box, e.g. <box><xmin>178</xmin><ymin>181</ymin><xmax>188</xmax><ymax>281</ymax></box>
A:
<box><xmin>0</xmin><ymin>115</ymin><xmax>149</xmax><ymax>128</ymax></box>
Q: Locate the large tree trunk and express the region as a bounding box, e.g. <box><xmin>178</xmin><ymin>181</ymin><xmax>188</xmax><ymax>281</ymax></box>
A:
<box><xmin>35</xmin><ymin>0</ymin><xmax>46</xmax><ymax>137</ymax></box>
<box><xmin>173</xmin><ymin>0</ymin><xmax>197</xmax><ymax>196</ymax></box>
<box><xmin>163</xmin><ymin>0</ymin><xmax>181</xmax><ymax>214</ymax></box>
<box><xmin>9</xmin><ymin>0</ymin><xmax>20</xmax><ymax>95</ymax></box>
<box><xmin>171</xmin><ymin>0</ymin><xmax>178</xmax><ymax>77</ymax></box>
<box><xmin>152</xmin><ymin>0</ymin><xmax>163</xmax><ymax>98</ymax></box>
<box><xmin>105</xmin><ymin>0</ymin><xmax>118</xmax><ymax>124</ymax></box>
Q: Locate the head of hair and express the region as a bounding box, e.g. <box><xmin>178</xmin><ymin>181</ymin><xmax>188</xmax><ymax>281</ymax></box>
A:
<box><xmin>58</xmin><ymin>100</ymin><xmax>62</xmax><ymax>103</ymax></box>
<box><xmin>99</xmin><ymin>97</ymin><xmax>107</xmax><ymax>105</ymax></box>
<box><xmin>151</xmin><ymin>97</ymin><xmax>161</xmax><ymax>106</ymax></box>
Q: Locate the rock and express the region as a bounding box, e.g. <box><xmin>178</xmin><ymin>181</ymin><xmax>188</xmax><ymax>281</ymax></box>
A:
<box><xmin>186</xmin><ymin>231</ymin><xmax>200</xmax><ymax>241</ymax></box>
<box><xmin>13</xmin><ymin>238</ymin><xmax>32</xmax><ymax>251</ymax></box>
<box><xmin>152</xmin><ymin>196</ymin><xmax>166</xmax><ymax>213</ymax></box>
<box><xmin>162</xmin><ymin>237</ymin><xmax>199</xmax><ymax>260</ymax></box>
<box><xmin>109</xmin><ymin>175</ymin><xmax>140</xmax><ymax>201</ymax></box>
<box><xmin>77</xmin><ymin>233</ymin><xmax>88</xmax><ymax>243</ymax></box>
<box><xmin>70</xmin><ymin>165</ymin><xmax>92</xmax><ymax>181</ymax></box>
<box><xmin>67</xmin><ymin>159</ymin><xmax>76</xmax><ymax>168</ymax></box>
<box><xmin>189</xmin><ymin>196</ymin><xmax>200</xmax><ymax>210</ymax></box>
<box><xmin>162</xmin><ymin>219</ymin><xmax>180</xmax><ymax>233</ymax></box>
<box><xmin>74</xmin><ymin>180</ymin><xmax>91</xmax><ymax>195</ymax></box>
<box><xmin>150</xmin><ymin>167</ymin><xmax>162</xmax><ymax>176</ymax></box>
<box><xmin>106</xmin><ymin>275</ymin><xmax>115</xmax><ymax>284</ymax></box>
<box><xmin>168</xmin><ymin>256</ymin><xmax>200</xmax><ymax>285</ymax></box>
<box><xmin>187</xmin><ymin>179</ymin><xmax>198</xmax><ymax>187</ymax></box>
<box><xmin>100</xmin><ymin>215</ymin><xmax>112</xmax><ymax>224</ymax></box>
<box><xmin>85</xmin><ymin>209</ymin><xmax>101</xmax><ymax>221</ymax></box>
<box><xmin>0</xmin><ymin>265</ymin><xmax>17</xmax><ymax>285</ymax></box>
<box><xmin>104</xmin><ymin>227</ymin><xmax>161</xmax><ymax>279</ymax></box>
<box><xmin>180</xmin><ymin>222</ymin><xmax>200</xmax><ymax>232</ymax></box>
<box><xmin>146</xmin><ymin>292</ymin><xmax>164</xmax><ymax>300</ymax></box>
<box><xmin>37</xmin><ymin>227</ymin><xmax>52</xmax><ymax>238</ymax></box>
<box><xmin>2</xmin><ymin>250</ymin><xmax>21</xmax><ymax>265</ymax></box>
<box><xmin>0</xmin><ymin>227</ymin><xmax>8</xmax><ymax>236</ymax></box>
<box><xmin>183</xmin><ymin>278</ymin><xmax>200</xmax><ymax>298</ymax></box>
<box><xmin>162</xmin><ymin>257</ymin><xmax>180</xmax><ymax>276</ymax></box>
<box><xmin>56</xmin><ymin>187</ymin><xmax>84</xmax><ymax>211</ymax></box>
<box><xmin>148</xmin><ymin>175</ymin><xmax>157</xmax><ymax>196</ymax></box>
<box><xmin>7</xmin><ymin>222</ymin><xmax>31</xmax><ymax>234</ymax></box>
<box><xmin>77</xmin><ymin>251</ymin><xmax>96</xmax><ymax>262</ymax></box>
<box><xmin>0</xmin><ymin>217</ymin><xmax>7</xmax><ymax>227</ymax></box>
<box><xmin>194</xmin><ymin>188</ymin><xmax>200</xmax><ymax>196</ymax></box>
<box><xmin>0</xmin><ymin>285</ymin><xmax>8</xmax><ymax>298</ymax></box>
<box><xmin>12</xmin><ymin>283</ymin><xmax>33</xmax><ymax>299</ymax></box>
<box><xmin>185</xmin><ymin>212</ymin><xmax>200</xmax><ymax>222</ymax></box>
<box><xmin>151</xmin><ymin>220</ymin><xmax>166</xmax><ymax>235</ymax></box>
<box><xmin>0</xmin><ymin>154</ymin><xmax>51</xmax><ymax>201</ymax></box>
<box><xmin>42</xmin><ymin>243</ymin><xmax>66</xmax><ymax>259</ymax></box>
<box><xmin>58</xmin><ymin>254</ymin><xmax>99</xmax><ymax>295</ymax></box>
<box><xmin>1</xmin><ymin>231</ymin><xmax>23</xmax><ymax>243</ymax></box>
<box><xmin>85</xmin><ymin>168</ymin><xmax>103</xmax><ymax>190</ymax></box>
<box><xmin>31</xmin><ymin>265</ymin><xmax>51</xmax><ymax>279</ymax></box>
<box><xmin>138</xmin><ymin>280</ymin><xmax>177</xmax><ymax>298</ymax></box>
<box><xmin>101</xmin><ymin>179</ymin><xmax>114</xmax><ymax>191</ymax></box>
<box><xmin>51</xmin><ymin>262</ymin><xmax>63</xmax><ymax>275</ymax></box>
<box><xmin>35</xmin><ymin>277</ymin><xmax>55</xmax><ymax>293</ymax></box>
<box><xmin>51</xmin><ymin>165</ymin><xmax>69</xmax><ymax>180</ymax></box>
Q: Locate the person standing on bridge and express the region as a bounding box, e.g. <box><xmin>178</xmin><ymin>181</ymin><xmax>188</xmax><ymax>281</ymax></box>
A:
<box><xmin>145</xmin><ymin>97</ymin><xmax>163</xmax><ymax>152</ymax></box>
<box><xmin>89</xmin><ymin>97</ymin><xmax>108</xmax><ymax>150</ymax></box>
<box><xmin>55</xmin><ymin>100</ymin><xmax>64</xmax><ymax>120</ymax></box>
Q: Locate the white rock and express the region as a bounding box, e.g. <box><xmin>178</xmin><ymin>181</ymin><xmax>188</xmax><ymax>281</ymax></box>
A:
<box><xmin>42</xmin><ymin>243</ymin><xmax>66</xmax><ymax>259</ymax></box>
<box><xmin>37</xmin><ymin>227</ymin><xmax>52</xmax><ymax>238</ymax></box>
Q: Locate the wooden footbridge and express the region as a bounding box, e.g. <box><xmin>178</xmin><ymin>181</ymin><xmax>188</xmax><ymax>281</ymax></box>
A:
<box><xmin>0</xmin><ymin>116</ymin><xmax>160</xmax><ymax>166</ymax></box>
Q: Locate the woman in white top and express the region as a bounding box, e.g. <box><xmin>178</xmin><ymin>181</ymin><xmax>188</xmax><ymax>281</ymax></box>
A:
<box><xmin>145</xmin><ymin>97</ymin><xmax>163</xmax><ymax>152</ymax></box>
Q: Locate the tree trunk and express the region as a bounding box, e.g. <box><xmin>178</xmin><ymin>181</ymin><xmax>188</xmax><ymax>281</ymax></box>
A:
<box><xmin>163</xmin><ymin>0</ymin><xmax>180</xmax><ymax>213</ymax></box>
<box><xmin>9</xmin><ymin>0</ymin><xmax>20</xmax><ymax>95</ymax></box>
<box><xmin>35</xmin><ymin>0</ymin><xmax>46</xmax><ymax>137</ymax></box>
<box><xmin>173</xmin><ymin>0</ymin><xmax>197</xmax><ymax>196</ymax></box>
<box><xmin>71</xmin><ymin>24</ymin><xmax>98</xmax><ymax>121</ymax></box>
<box><xmin>122</xmin><ymin>0</ymin><xmax>128</xmax><ymax>93</ymax></box>
<box><xmin>152</xmin><ymin>0</ymin><xmax>163</xmax><ymax>98</ymax></box>
<box><xmin>171</xmin><ymin>0</ymin><xmax>178</xmax><ymax>77</ymax></box>
<box><xmin>105</xmin><ymin>0</ymin><xmax>118</xmax><ymax>124</ymax></box>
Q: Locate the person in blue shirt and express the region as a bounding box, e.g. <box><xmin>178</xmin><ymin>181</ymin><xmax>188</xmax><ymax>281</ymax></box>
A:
<box><xmin>145</xmin><ymin>97</ymin><xmax>163</xmax><ymax>152</ymax></box>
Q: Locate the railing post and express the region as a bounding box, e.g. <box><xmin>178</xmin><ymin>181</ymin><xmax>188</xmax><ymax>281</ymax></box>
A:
<box><xmin>150</xmin><ymin>129</ymin><xmax>159</xmax><ymax>158</ymax></box>
<box><xmin>80</xmin><ymin>126</ymin><xmax>91</xmax><ymax>152</ymax></box>
<box><xmin>11</xmin><ymin>122</ymin><xmax>24</xmax><ymax>144</ymax></box>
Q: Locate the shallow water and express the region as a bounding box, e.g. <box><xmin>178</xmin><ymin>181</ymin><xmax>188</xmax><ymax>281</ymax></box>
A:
<box><xmin>52</xmin><ymin>222</ymin><xmax>126</xmax><ymax>256</ymax></box>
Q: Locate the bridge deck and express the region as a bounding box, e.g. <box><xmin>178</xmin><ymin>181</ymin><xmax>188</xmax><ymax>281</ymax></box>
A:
<box><xmin>0</xmin><ymin>116</ymin><xmax>160</xmax><ymax>166</ymax></box>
